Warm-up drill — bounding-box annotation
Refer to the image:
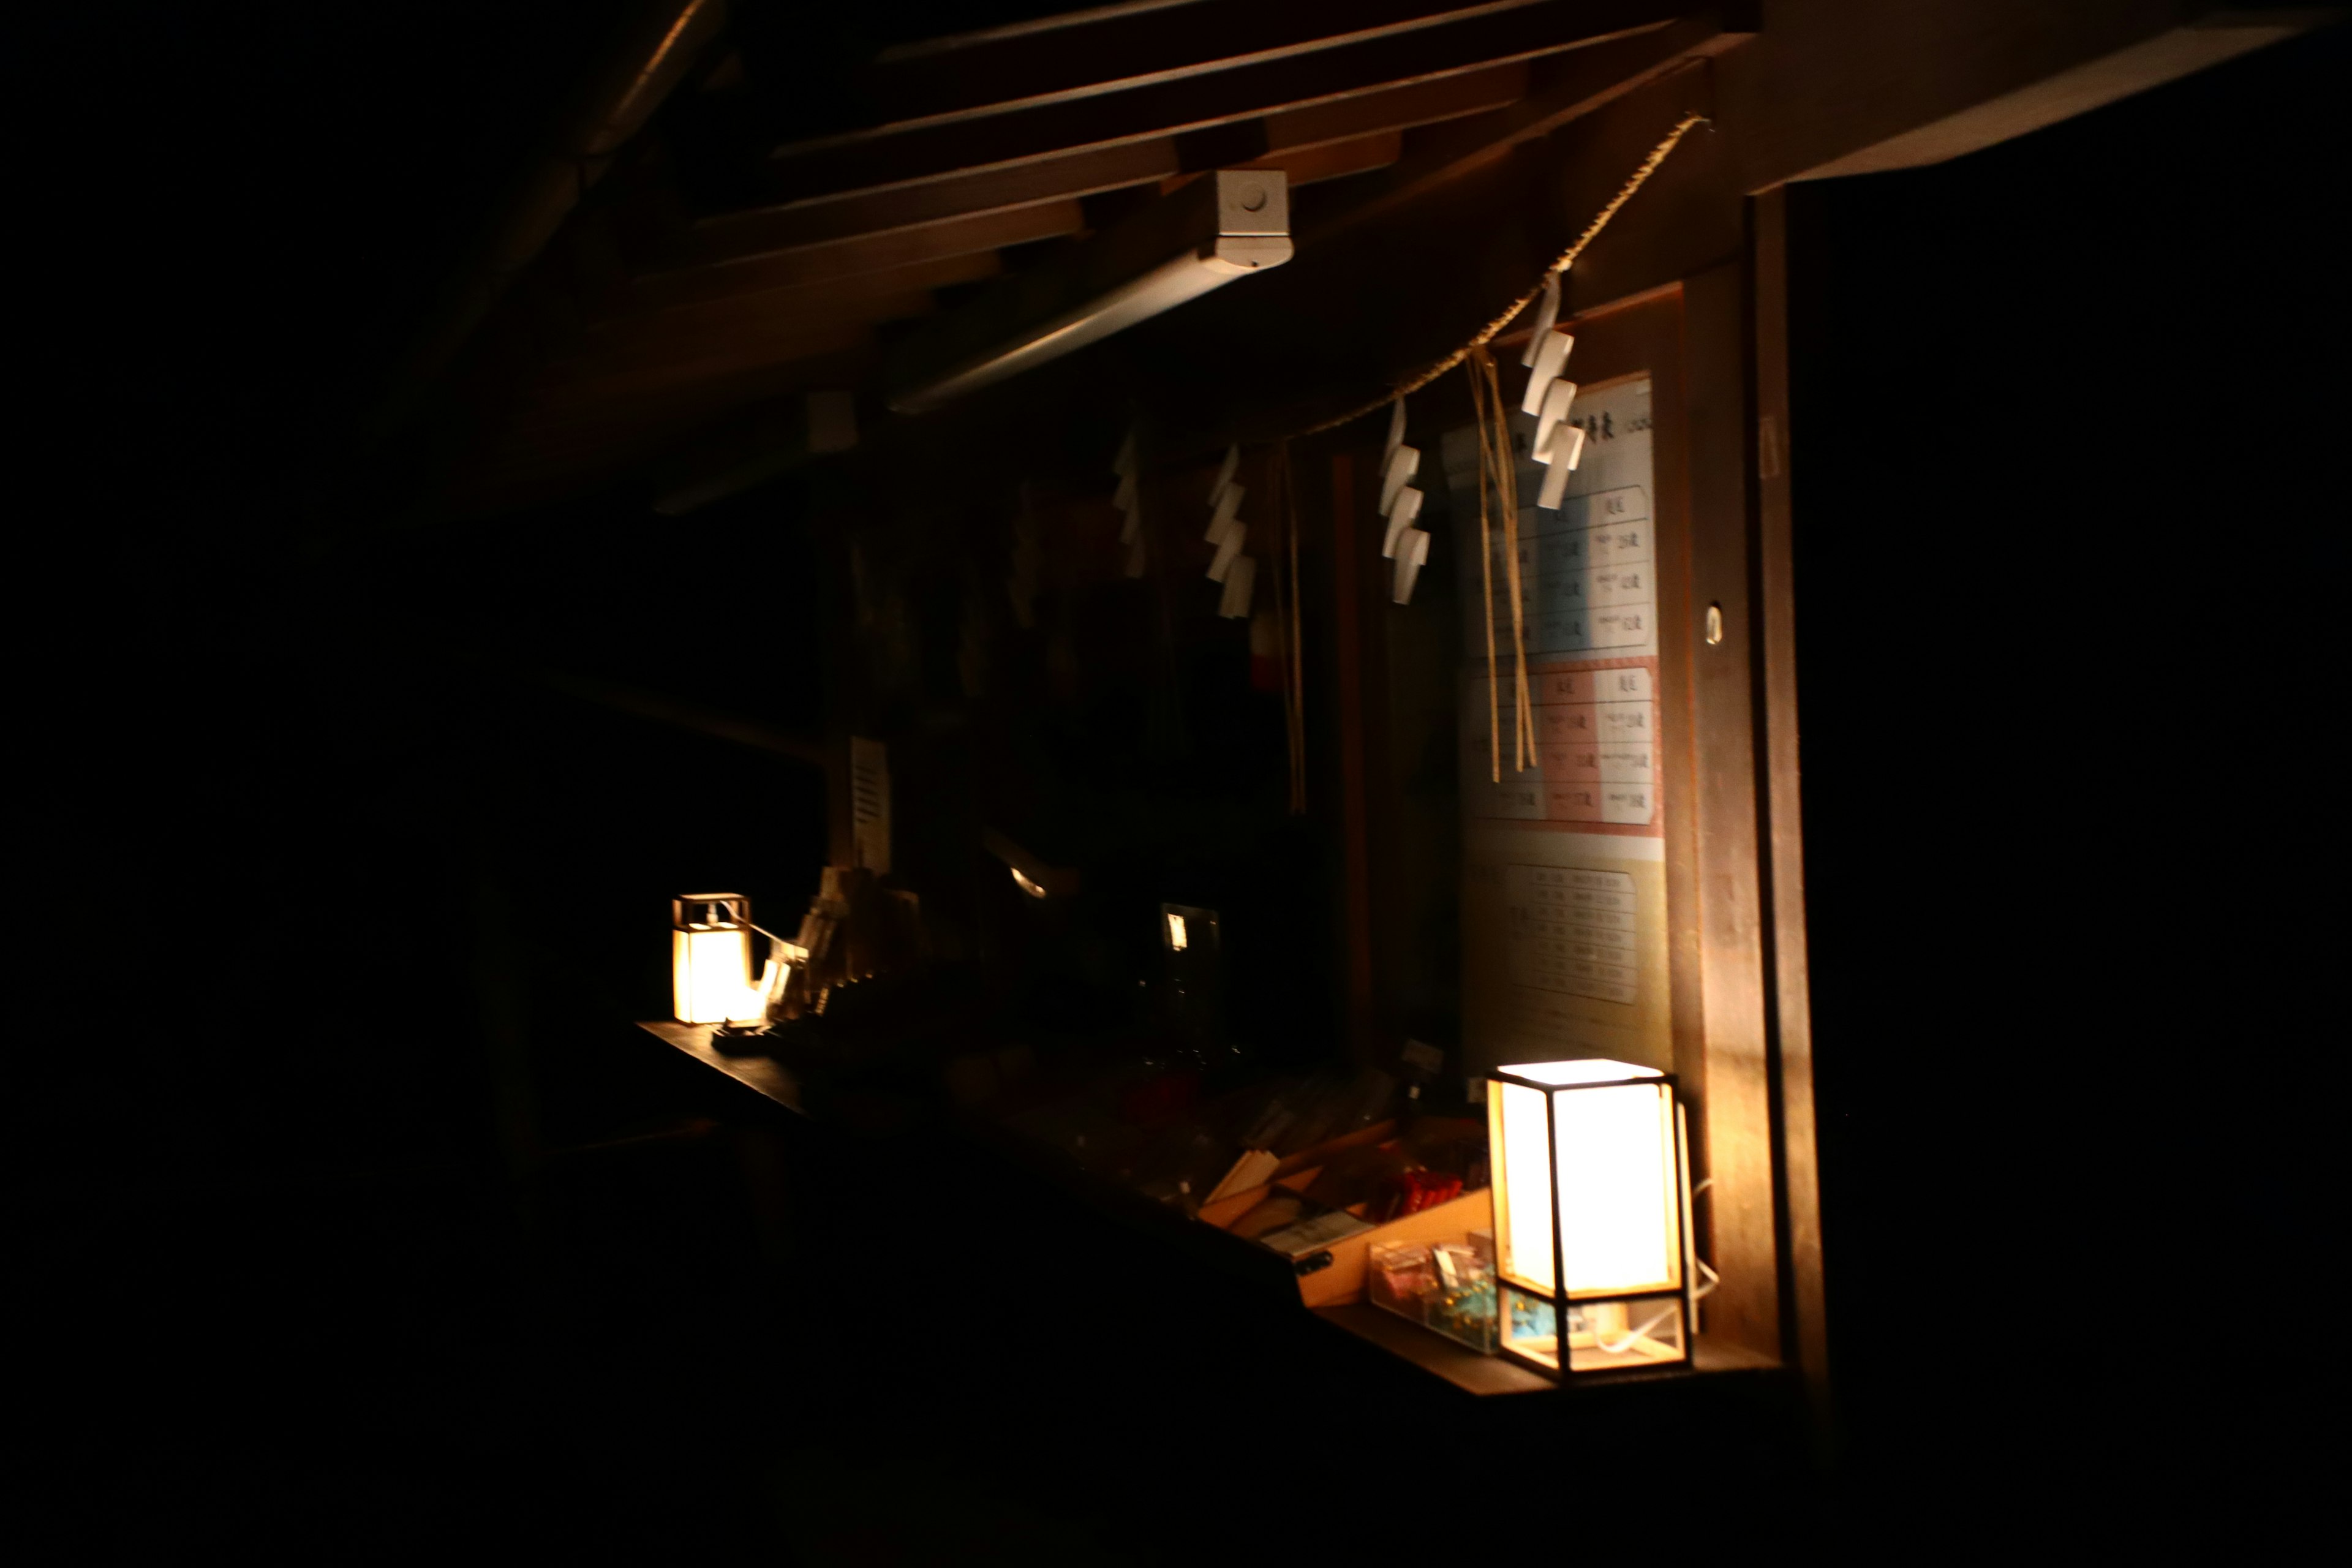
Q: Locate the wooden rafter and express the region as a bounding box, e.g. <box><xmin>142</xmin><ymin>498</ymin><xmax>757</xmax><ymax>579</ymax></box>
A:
<box><xmin>850</xmin><ymin>0</ymin><xmax>1567</xmax><ymax>131</ymax></box>
<box><xmin>755</xmin><ymin>1</ymin><xmax>1678</xmax><ymax>207</ymax></box>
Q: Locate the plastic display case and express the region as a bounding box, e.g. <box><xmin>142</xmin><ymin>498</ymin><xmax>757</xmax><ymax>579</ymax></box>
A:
<box><xmin>1366</xmin><ymin>1238</ymin><xmax>1499</xmax><ymax>1354</ymax></box>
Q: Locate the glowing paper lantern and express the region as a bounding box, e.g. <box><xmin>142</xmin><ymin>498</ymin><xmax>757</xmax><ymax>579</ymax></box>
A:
<box><xmin>671</xmin><ymin>892</ymin><xmax>763</xmax><ymax>1025</ymax></box>
<box><xmin>1487</xmin><ymin>1058</ymin><xmax>1695</xmax><ymax>1377</ymax></box>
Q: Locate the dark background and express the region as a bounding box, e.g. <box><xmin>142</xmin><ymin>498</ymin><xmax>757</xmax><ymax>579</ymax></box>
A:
<box><xmin>1787</xmin><ymin>28</ymin><xmax>2346</xmax><ymax>1526</ymax></box>
<box><xmin>15</xmin><ymin>5</ymin><xmax>2345</xmax><ymax>1556</ymax></box>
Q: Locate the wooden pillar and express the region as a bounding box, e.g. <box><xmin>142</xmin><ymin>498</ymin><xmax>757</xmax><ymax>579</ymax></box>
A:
<box><xmin>1751</xmin><ymin>183</ymin><xmax>1831</xmax><ymax>1435</ymax></box>
<box><xmin>1330</xmin><ymin>451</ymin><xmax>1377</xmax><ymax>1058</ymax></box>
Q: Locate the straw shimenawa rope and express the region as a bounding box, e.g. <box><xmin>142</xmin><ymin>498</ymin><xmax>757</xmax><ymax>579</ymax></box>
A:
<box><xmin>1300</xmin><ymin>111</ymin><xmax>1709</xmax><ymax>441</ymax></box>
<box><xmin>1302</xmin><ymin>110</ymin><xmax>1708</xmax><ymax>782</ymax></box>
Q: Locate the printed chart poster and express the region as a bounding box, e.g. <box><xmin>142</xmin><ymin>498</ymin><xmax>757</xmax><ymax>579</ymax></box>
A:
<box><xmin>1442</xmin><ymin>376</ymin><xmax>1670</xmax><ymax>1072</ymax></box>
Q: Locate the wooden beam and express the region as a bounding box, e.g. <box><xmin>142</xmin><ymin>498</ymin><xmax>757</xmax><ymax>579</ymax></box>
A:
<box><xmin>663</xmin><ymin>141</ymin><xmax>1177</xmax><ymax>271</ymax></box>
<box><xmin>1301</xmin><ymin>13</ymin><xmax>1740</xmax><ymax>246</ymax></box>
<box><xmin>856</xmin><ymin>0</ymin><xmax>1566</xmax><ymax>130</ymax></box>
<box><xmin>1243</xmin><ymin>129</ymin><xmax>1404</xmax><ymax>189</ymax></box>
<box><xmin>1262</xmin><ymin>59</ymin><xmax>1529</xmax><ymax>153</ymax></box>
<box><xmin>513</xmin><ymin>335</ymin><xmax>880</xmax><ymax>420</ymax></box>
<box><xmin>663</xmin><ymin>61</ymin><xmax>1531</xmax><ymax>281</ymax></box>
<box><xmin>601</xmin><ymin>249</ymin><xmax>1001</xmax><ymax>341</ymax></box>
<box><xmin>633</xmin><ymin>198</ymin><xmax>1085</xmax><ymax>311</ymax></box>
<box><xmin>548</xmin><ymin>290</ymin><xmax>933</xmax><ymax>383</ymax></box>
<box><xmin>760</xmin><ymin>2</ymin><xmax>1681</xmax><ymax>207</ymax></box>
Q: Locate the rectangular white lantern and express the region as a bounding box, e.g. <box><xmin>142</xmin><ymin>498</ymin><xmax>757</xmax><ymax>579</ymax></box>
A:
<box><xmin>671</xmin><ymin>892</ymin><xmax>763</xmax><ymax>1025</ymax></box>
<box><xmin>1487</xmin><ymin>1058</ymin><xmax>1695</xmax><ymax>1377</ymax></box>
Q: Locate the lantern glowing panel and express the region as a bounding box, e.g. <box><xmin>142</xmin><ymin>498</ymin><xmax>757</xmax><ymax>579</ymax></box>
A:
<box><xmin>1487</xmin><ymin>1059</ymin><xmax>1694</xmax><ymax>1377</ymax></box>
<box><xmin>671</xmin><ymin>892</ymin><xmax>763</xmax><ymax>1025</ymax></box>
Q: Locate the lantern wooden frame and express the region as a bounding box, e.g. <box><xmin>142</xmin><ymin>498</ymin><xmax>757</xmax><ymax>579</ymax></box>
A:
<box><xmin>1486</xmin><ymin>1060</ymin><xmax>1698</xmax><ymax>1381</ymax></box>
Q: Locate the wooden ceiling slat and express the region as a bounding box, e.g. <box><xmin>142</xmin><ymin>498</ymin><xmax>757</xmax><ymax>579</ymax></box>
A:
<box><xmin>551</xmin><ymin>289</ymin><xmax>934</xmax><ymax>383</ymax></box>
<box><xmin>662</xmin><ymin>60</ymin><xmax>1531</xmax><ymax>277</ymax></box>
<box><xmin>1244</xmin><ymin>129</ymin><xmax>1405</xmax><ymax>189</ymax></box>
<box><xmin>663</xmin><ymin>140</ymin><xmax>1177</xmax><ymax>271</ymax></box>
<box><xmin>489</xmin><ymin>344</ymin><xmax>880</xmax><ymax>447</ymax></box>
<box><xmin>522</xmin><ymin>321</ymin><xmax>875</xmax><ymax>409</ymax></box>
<box><xmin>1262</xmin><ymin>59</ymin><xmax>1528</xmax><ymax>154</ymax></box>
<box><xmin>609</xmin><ymin>249</ymin><xmax>1001</xmax><ymax>339</ymax></box>
<box><xmin>633</xmin><ymin>198</ymin><xmax>1085</xmax><ymax>312</ymax></box>
<box><xmin>758</xmin><ymin>1</ymin><xmax>1683</xmax><ymax>208</ymax></box>
<box><xmin>854</xmin><ymin>0</ymin><xmax>1560</xmax><ymax>131</ymax></box>
<box><xmin>1300</xmin><ymin>15</ymin><xmax>1736</xmax><ymax>247</ymax></box>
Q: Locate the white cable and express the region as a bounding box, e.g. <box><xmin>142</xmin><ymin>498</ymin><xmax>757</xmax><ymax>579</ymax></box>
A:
<box><xmin>1591</xmin><ymin>1261</ymin><xmax>1719</xmax><ymax>1355</ymax></box>
<box><xmin>1595</xmin><ymin>1303</ymin><xmax>1682</xmax><ymax>1355</ymax></box>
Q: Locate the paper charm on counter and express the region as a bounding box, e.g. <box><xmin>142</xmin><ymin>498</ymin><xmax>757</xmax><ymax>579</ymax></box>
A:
<box><xmin>1207</xmin><ymin>443</ymin><xmax>1240</xmax><ymax>511</ymax></box>
<box><xmin>1205</xmin><ymin>482</ymin><xmax>1244</xmax><ymax>545</ymax></box>
<box><xmin>1536</xmin><ymin>423</ymin><xmax>1586</xmax><ymax>510</ymax></box>
<box><xmin>1208</xmin><ymin>521</ymin><xmax>1247</xmax><ymax>582</ymax></box>
<box><xmin>1518</xmin><ymin>274</ymin><xmax>1561</xmax><ymax>369</ymax></box>
<box><xmin>1382</xmin><ymin>397</ymin><xmax>1406</xmax><ymax>472</ymax></box>
<box><xmin>1521</xmin><ymin>328</ymin><xmax>1575</xmax><ymax>415</ymax></box>
<box><xmin>1532</xmin><ymin>379</ymin><xmax>1578</xmax><ymax>461</ymax></box>
<box><xmin>1218</xmin><ymin>555</ymin><xmax>1257</xmax><ymax>619</ymax></box>
<box><xmin>1380</xmin><ymin>486</ymin><xmax>1423</xmax><ymax>559</ymax></box>
<box><xmin>1378</xmin><ymin>444</ymin><xmax>1419</xmax><ymax>517</ymax></box>
<box><xmin>1390</xmin><ymin>529</ymin><xmax>1431</xmax><ymax>605</ymax></box>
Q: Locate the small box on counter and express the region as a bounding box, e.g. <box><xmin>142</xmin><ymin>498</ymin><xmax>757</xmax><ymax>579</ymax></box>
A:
<box><xmin>1366</xmin><ymin>1235</ymin><xmax>1499</xmax><ymax>1354</ymax></box>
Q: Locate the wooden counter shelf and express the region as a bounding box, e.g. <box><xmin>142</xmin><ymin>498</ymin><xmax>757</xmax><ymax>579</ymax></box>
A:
<box><xmin>639</xmin><ymin>1021</ymin><xmax>1792</xmax><ymax>1401</ymax></box>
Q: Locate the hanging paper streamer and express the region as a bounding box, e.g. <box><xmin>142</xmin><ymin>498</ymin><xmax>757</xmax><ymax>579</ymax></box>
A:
<box><xmin>1207</xmin><ymin>443</ymin><xmax>1240</xmax><ymax>511</ymax></box>
<box><xmin>1521</xmin><ymin>328</ymin><xmax>1574</xmax><ymax>415</ymax></box>
<box><xmin>1536</xmin><ymin>421</ymin><xmax>1585</xmax><ymax>509</ymax></box>
<box><xmin>1378</xmin><ymin>444</ymin><xmax>1419</xmax><ymax>516</ymax></box>
<box><xmin>1218</xmin><ymin>554</ymin><xmax>1257</xmax><ymax>619</ymax></box>
<box><xmin>1518</xmin><ymin>274</ymin><xmax>1561</xmax><ymax>369</ymax></box>
<box><xmin>1205</xmin><ymin>483</ymin><xmax>1245</xmax><ymax>545</ymax></box>
<box><xmin>1381</xmin><ymin>486</ymin><xmax>1423</xmax><ymax>559</ymax></box>
<box><xmin>1532</xmin><ymin>379</ymin><xmax>1578</xmax><ymax>461</ymax></box>
<box><xmin>1390</xmin><ymin>528</ymin><xmax>1430</xmax><ymax>605</ymax></box>
<box><xmin>1208</xmin><ymin>521</ymin><xmax>1246</xmax><ymax>583</ymax></box>
<box><xmin>1382</xmin><ymin>397</ymin><xmax>1406</xmax><ymax>472</ymax></box>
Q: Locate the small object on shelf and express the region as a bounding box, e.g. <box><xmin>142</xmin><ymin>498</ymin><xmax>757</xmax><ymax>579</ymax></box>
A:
<box><xmin>1367</xmin><ymin>1240</ymin><xmax>1436</xmax><ymax>1314</ymax></box>
<box><xmin>1487</xmin><ymin>1059</ymin><xmax>1695</xmax><ymax>1378</ymax></box>
<box><xmin>672</xmin><ymin>893</ymin><xmax>764</xmax><ymax>1025</ymax></box>
<box><xmin>1368</xmin><ymin>1237</ymin><xmax>1498</xmax><ymax>1355</ymax></box>
<box><xmin>1256</xmin><ymin>1207</ymin><xmax>1373</xmax><ymax>1260</ymax></box>
<box><xmin>1425</xmin><ymin>1242</ymin><xmax>1499</xmax><ymax>1354</ymax></box>
<box><xmin>709</xmin><ymin>1022</ymin><xmax>772</xmax><ymax>1057</ymax></box>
